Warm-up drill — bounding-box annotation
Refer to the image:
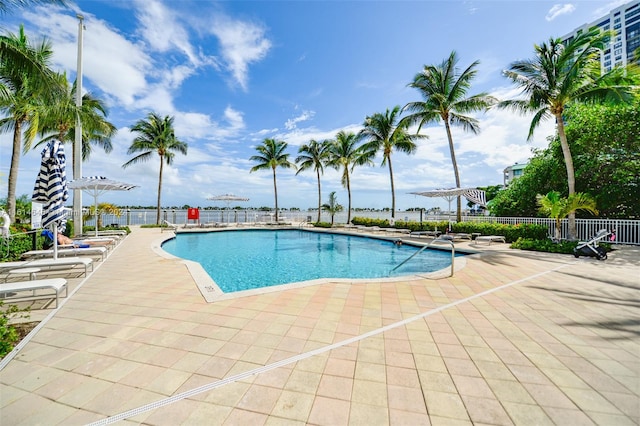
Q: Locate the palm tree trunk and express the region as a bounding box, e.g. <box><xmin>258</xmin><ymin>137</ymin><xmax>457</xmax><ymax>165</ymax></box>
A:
<box><xmin>156</xmin><ymin>155</ymin><xmax>164</xmax><ymax>224</ymax></box>
<box><xmin>556</xmin><ymin>115</ymin><xmax>577</xmax><ymax>239</ymax></box>
<box><xmin>388</xmin><ymin>156</ymin><xmax>396</xmax><ymax>219</ymax></box>
<box><xmin>6</xmin><ymin>121</ymin><xmax>23</xmax><ymax>223</ymax></box>
<box><xmin>444</xmin><ymin>121</ymin><xmax>462</xmax><ymax>222</ymax></box>
<box><xmin>346</xmin><ymin>169</ymin><xmax>352</xmax><ymax>224</ymax></box>
<box><xmin>272</xmin><ymin>167</ymin><xmax>278</xmax><ymax>222</ymax></box>
<box><xmin>316</xmin><ymin>169</ymin><xmax>322</xmax><ymax>223</ymax></box>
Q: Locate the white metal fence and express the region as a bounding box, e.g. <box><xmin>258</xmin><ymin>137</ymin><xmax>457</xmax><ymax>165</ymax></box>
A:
<box><xmin>95</xmin><ymin>209</ymin><xmax>640</xmax><ymax>245</ymax></box>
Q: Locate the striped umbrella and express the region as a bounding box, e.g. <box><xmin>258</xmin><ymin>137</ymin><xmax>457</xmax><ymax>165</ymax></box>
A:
<box><xmin>32</xmin><ymin>140</ymin><xmax>69</xmax><ymax>258</ymax></box>
<box><xmin>67</xmin><ymin>176</ymin><xmax>138</xmax><ymax>236</ymax></box>
<box><xmin>410</xmin><ymin>187</ymin><xmax>487</xmax><ymax>224</ymax></box>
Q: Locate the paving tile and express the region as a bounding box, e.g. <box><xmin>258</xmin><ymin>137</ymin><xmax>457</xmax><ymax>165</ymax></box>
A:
<box><xmin>236</xmin><ymin>384</ymin><xmax>283</xmax><ymax>414</ymax></box>
<box><xmin>423</xmin><ymin>390</ymin><xmax>469</xmax><ymax>420</ymax></box>
<box><xmin>387</xmin><ymin>384</ymin><xmax>427</xmax><ymax>413</ymax></box>
<box><xmin>351</xmin><ymin>379</ymin><xmax>388</xmax><ymax>406</ymax></box>
<box><xmin>307</xmin><ymin>396</ymin><xmax>350</xmax><ymax>425</ymax></box>
<box><xmin>223</xmin><ymin>408</ymin><xmax>268</xmax><ymax>425</ymax></box>
<box><xmin>323</xmin><ymin>357</ymin><xmax>356</xmax><ymax>378</ymax></box>
<box><xmin>460</xmin><ymin>395</ymin><xmax>513</xmax><ymax>425</ymax></box>
<box><xmin>317</xmin><ymin>374</ymin><xmax>353</xmax><ymax>400</ymax></box>
<box><xmin>348</xmin><ymin>401</ymin><xmax>389</xmax><ymax>425</ymax></box>
<box><xmin>354</xmin><ymin>360</ymin><xmax>387</xmax><ymax>383</ymax></box>
<box><xmin>270</xmin><ymin>389</ymin><xmax>314</xmax><ymax>422</ymax></box>
<box><xmin>502</xmin><ymin>401</ymin><xmax>554</xmax><ymax>425</ymax></box>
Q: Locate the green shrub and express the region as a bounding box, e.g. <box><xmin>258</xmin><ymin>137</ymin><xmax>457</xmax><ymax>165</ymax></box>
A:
<box><xmin>0</xmin><ymin>302</ymin><xmax>30</xmax><ymax>359</ymax></box>
<box><xmin>351</xmin><ymin>217</ymin><xmax>548</xmax><ymax>243</ymax></box>
<box><xmin>510</xmin><ymin>238</ymin><xmax>578</xmax><ymax>254</ymax></box>
<box><xmin>312</xmin><ymin>222</ymin><xmax>333</xmax><ymax>228</ymax></box>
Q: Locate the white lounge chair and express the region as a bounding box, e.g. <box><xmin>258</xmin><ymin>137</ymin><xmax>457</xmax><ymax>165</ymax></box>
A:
<box><xmin>21</xmin><ymin>246</ymin><xmax>108</xmax><ymax>261</ymax></box>
<box><xmin>409</xmin><ymin>230</ymin><xmax>441</xmax><ymax>238</ymax></box>
<box><xmin>0</xmin><ymin>257</ymin><xmax>93</xmax><ymax>277</ymax></box>
<box><xmin>0</xmin><ymin>278</ymin><xmax>67</xmax><ymax>308</ymax></box>
<box><xmin>472</xmin><ymin>235</ymin><xmax>506</xmax><ymax>245</ymax></box>
<box><xmin>162</xmin><ymin>220</ymin><xmax>179</xmax><ymax>233</ymax></box>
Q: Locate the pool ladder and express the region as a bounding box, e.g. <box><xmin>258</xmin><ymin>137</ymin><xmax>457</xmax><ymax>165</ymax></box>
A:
<box><xmin>390</xmin><ymin>238</ymin><xmax>456</xmax><ymax>277</ymax></box>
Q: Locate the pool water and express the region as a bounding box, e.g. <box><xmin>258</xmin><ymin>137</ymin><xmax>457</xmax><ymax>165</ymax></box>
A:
<box><xmin>161</xmin><ymin>229</ymin><xmax>459</xmax><ymax>293</ymax></box>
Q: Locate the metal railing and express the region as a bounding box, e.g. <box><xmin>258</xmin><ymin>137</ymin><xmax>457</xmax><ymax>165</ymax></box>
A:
<box><xmin>88</xmin><ymin>209</ymin><xmax>640</xmax><ymax>245</ymax></box>
<box><xmin>390</xmin><ymin>238</ymin><xmax>456</xmax><ymax>277</ymax></box>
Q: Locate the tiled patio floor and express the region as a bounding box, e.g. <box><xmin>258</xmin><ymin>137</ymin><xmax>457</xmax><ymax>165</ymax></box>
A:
<box><xmin>1</xmin><ymin>227</ymin><xmax>638</xmax><ymax>425</ymax></box>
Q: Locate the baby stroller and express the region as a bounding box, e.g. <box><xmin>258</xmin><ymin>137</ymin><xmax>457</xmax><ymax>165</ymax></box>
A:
<box><xmin>573</xmin><ymin>229</ymin><xmax>614</xmax><ymax>260</ymax></box>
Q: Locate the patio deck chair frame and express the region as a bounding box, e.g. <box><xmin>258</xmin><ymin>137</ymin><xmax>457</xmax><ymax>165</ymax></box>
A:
<box><xmin>0</xmin><ymin>278</ymin><xmax>67</xmax><ymax>308</ymax></box>
<box><xmin>0</xmin><ymin>257</ymin><xmax>93</xmax><ymax>278</ymax></box>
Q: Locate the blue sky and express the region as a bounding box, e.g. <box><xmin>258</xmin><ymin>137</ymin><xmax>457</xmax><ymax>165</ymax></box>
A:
<box><xmin>0</xmin><ymin>0</ymin><xmax>629</xmax><ymax>211</ymax></box>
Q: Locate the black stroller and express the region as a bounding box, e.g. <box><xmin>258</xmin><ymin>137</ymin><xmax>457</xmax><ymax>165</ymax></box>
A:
<box><xmin>573</xmin><ymin>229</ymin><xmax>614</xmax><ymax>260</ymax></box>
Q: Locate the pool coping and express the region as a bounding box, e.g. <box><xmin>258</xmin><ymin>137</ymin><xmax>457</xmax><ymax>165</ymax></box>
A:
<box><xmin>152</xmin><ymin>227</ymin><xmax>476</xmax><ymax>302</ymax></box>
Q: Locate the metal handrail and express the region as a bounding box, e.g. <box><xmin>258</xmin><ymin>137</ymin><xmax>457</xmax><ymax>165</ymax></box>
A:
<box><xmin>390</xmin><ymin>237</ymin><xmax>456</xmax><ymax>277</ymax></box>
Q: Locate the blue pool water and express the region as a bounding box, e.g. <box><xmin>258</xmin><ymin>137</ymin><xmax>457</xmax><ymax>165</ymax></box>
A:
<box><xmin>161</xmin><ymin>229</ymin><xmax>460</xmax><ymax>293</ymax></box>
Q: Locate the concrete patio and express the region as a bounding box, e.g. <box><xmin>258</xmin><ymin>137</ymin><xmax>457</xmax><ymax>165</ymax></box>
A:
<box><xmin>1</xmin><ymin>227</ymin><xmax>638</xmax><ymax>425</ymax></box>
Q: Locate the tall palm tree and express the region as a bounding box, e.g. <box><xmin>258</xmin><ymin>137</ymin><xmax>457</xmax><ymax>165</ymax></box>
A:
<box><xmin>37</xmin><ymin>114</ymin><xmax>116</xmax><ymax>160</ymax></box>
<box><xmin>38</xmin><ymin>73</ymin><xmax>113</xmax><ymax>144</ymax></box>
<box><xmin>360</xmin><ymin>105</ymin><xmax>423</xmax><ymax>219</ymax></box>
<box><xmin>295</xmin><ymin>139</ymin><xmax>329</xmax><ymax>223</ymax></box>
<box><xmin>123</xmin><ymin>113</ymin><xmax>187</xmax><ymax>224</ymax></box>
<box><xmin>325</xmin><ymin>130</ymin><xmax>374</xmax><ymax>224</ymax></box>
<box><xmin>250</xmin><ymin>138</ymin><xmax>295</xmax><ymax>222</ymax></box>
<box><xmin>500</xmin><ymin>28</ymin><xmax>637</xmax><ymax>239</ymax></box>
<box><xmin>402</xmin><ymin>51</ymin><xmax>497</xmax><ymax>222</ymax></box>
<box><xmin>0</xmin><ymin>25</ymin><xmax>53</xmax><ymax>222</ymax></box>
<box><xmin>0</xmin><ymin>2</ymin><xmax>64</xmax><ymax>102</ymax></box>
<box><xmin>537</xmin><ymin>191</ymin><xmax>598</xmax><ymax>241</ymax></box>
<box><xmin>322</xmin><ymin>191</ymin><xmax>343</xmax><ymax>226</ymax></box>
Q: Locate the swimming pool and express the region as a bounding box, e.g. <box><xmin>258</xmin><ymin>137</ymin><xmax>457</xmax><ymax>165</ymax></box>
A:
<box><xmin>161</xmin><ymin>229</ymin><xmax>460</xmax><ymax>293</ymax></box>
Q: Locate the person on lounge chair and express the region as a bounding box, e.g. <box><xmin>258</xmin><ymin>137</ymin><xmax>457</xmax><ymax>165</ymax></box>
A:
<box><xmin>41</xmin><ymin>229</ymin><xmax>111</xmax><ymax>249</ymax></box>
<box><xmin>56</xmin><ymin>232</ymin><xmax>113</xmax><ymax>248</ymax></box>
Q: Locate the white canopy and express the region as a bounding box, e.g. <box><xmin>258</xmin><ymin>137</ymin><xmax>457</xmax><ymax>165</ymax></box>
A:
<box><xmin>68</xmin><ymin>176</ymin><xmax>138</xmax><ymax>236</ymax></box>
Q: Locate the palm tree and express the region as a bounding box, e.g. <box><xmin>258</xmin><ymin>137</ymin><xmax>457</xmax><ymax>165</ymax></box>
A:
<box><xmin>0</xmin><ymin>25</ymin><xmax>53</xmax><ymax>222</ymax></box>
<box><xmin>123</xmin><ymin>113</ymin><xmax>187</xmax><ymax>224</ymax></box>
<box><xmin>38</xmin><ymin>73</ymin><xmax>113</xmax><ymax>144</ymax></box>
<box><xmin>322</xmin><ymin>191</ymin><xmax>343</xmax><ymax>226</ymax></box>
<box><xmin>295</xmin><ymin>139</ymin><xmax>329</xmax><ymax>223</ymax></box>
<box><xmin>402</xmin><ymin>51</ymin><xmax>497</xmax><ymax>222</ymax></box>
<box><xmin>249</xmin><ymin>138</ymin><xmax>295</xmax><ymax>222</ymax></box>
<box><xmin>83</xmin><ymin>202</ymin><xmax>121</xmax><ymax>230</ymax></box>
<box><xmin>325</xmin><ymin>130</ymin><xmax>374</xmax><ymax>224</ymax></box>
<box><xmin>500</xmin><ymin>28</ymin><xmax>637</xmax><ymax>239</ymax></box>
<box><xmin>37</xmin><ymin>114</ymin><xmax>115</xmax><ymax>160</ymax></box>
<box><xmin>537</xmin><ymin>191</ymin><xmax>598</xmax><ymax>241</ymax></box>
<box><xmin>0</xmin><ymin>1</ymin><xmax>64</xmax><ymax>102</ymax></box>
<box><xmin>360</xmin><ymin>105</ymin><xmax>423</xmax><ymax>219</ymax></box>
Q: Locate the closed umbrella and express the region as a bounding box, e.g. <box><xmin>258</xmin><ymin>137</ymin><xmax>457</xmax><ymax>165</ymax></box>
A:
<box><xmin>32</xmin><ymin>140</ymin><xmax>68</xmax><ymax>259</ymax></box>
<box><xmin>67</xmin><ymin>176</ymin><xmax>138</xmax><ymax>237</ymax></box>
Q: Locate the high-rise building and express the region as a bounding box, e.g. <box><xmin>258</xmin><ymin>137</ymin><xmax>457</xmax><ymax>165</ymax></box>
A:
<box><xmin>562</xmin><ymin>0</ymin><xmax>640</xmax><ymax>72</ymax></box>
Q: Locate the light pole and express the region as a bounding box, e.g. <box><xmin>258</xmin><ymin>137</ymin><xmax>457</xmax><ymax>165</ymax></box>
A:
<box><xmin>73</xmin><ymin>14</ymin><xmax>84</xmax><ymax>236</ymax></box>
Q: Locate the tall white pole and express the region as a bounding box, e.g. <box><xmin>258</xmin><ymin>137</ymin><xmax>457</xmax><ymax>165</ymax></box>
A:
<box><xmin>72</xmin><ymin>14</ymin><xmax>84</xmax><ymax>237</ymax></box>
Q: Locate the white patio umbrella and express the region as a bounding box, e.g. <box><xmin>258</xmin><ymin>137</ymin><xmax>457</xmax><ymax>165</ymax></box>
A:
<box><xmin>32</xmin><ymin>140</ymin><xmax>69</xmax><ymax>259</ymax></box>
<box><xmin>207</xmin><ymin>194</ymin><xmax>249</xmax><ymax>223</ymax></box>
<box><xmin>67</xmin><ymin>176</ymin><xmax>138</xmax><ymax>236</ymax></box>
<box><xmin>410</xmin><ymin>187</ymin><xmax>486</xmax><ymax>223</ymax></box>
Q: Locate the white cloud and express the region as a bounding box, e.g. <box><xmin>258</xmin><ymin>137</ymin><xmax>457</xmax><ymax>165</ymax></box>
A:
<box><xmin>21</xmin><ymin>9</ymin><xmax>151</xmax><ymax>107</ymax></box>
<box><xmin>546</xmin><ymin>4</ymin><xmax>576</xmax><ymax>21</ymax></box>
<box><xmin>133</xmin><ymin>0</ymin><xmax>199</xmax><ymax>64</ymax></box>
<box><xmin>206</xmin><ymin>16</ymin><xmax>272</xmax><ymax>91</ymax></box>
<box><xmin>285</xmin><ymin>110</ymin><xmax>315</xmax><ymax>130</ymax></box>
